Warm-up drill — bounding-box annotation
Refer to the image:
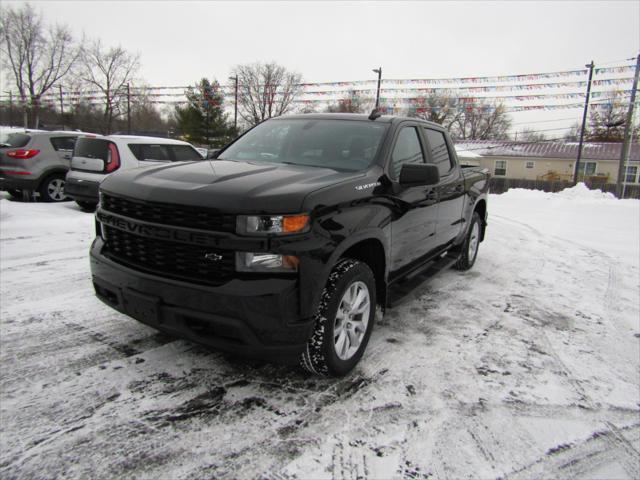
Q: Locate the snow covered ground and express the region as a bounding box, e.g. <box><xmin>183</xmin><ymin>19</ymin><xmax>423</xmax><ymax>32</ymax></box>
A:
<box><xmin>1</xmin><ymin>185</ymin><xmax>639</xmax><ymax>479</ymax></box>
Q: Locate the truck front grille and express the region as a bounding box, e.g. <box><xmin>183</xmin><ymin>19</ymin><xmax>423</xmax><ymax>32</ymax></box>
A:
<box><xmin>103</xmin><ymin>226</ymin><xmax>234</xmax><ymax>286</ymax></box>
<box><xmin>102</xmin><ymin>193</ymin><xmax>236</xmax><ymax>233</ymax></box>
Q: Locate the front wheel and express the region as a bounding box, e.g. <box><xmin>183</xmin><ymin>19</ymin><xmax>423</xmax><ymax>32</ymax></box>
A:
<box><xmin>300</xmin><ymin>259</ymin><xmax>376</xmax><ymax>377</ymax></box>
<box><xmin>453</xmin><ymin>211</ymin><xmax>482</xmax><ymax>271</ymax></box>
<box><xmin>39</xmin><ymin>174</ymin><xmax>67</xmax><ymax>202</ymax></box>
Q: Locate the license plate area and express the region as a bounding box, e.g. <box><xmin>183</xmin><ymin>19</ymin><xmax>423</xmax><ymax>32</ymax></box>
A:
<box><xmin>122</xmin><ymin>288</ymin><xmax>160</xmax><ymax>325</ymax></box>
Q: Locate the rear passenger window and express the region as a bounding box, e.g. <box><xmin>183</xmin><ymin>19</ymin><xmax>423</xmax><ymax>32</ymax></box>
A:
<box><xmin>170</xmin><ymin>145</ymin><xmax>203</xmax><ymax>161</ymax></box>
<box><xmin>128</xmin><ymin>144</ymin><xmax>170</xmax><ymax>161</ymax></box>
<box><xmin>390</xmin><ymin>127</ymin><xmax>424</xmax><ymax>179</ymax></box>
<box><xmin>423</xmin><ymin>129</ymin><xmax>453</xmax><ymax>176</ymax></box>
<box><xmin>50</xmin><ymin>137</ymin><xmax>77</xmax><ymax>151</ymax></box>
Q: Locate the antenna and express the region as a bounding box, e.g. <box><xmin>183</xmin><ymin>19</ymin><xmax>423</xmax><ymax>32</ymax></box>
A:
<box><xmin>368</xmin><ymin>109</ymin><xmax>382</xmax><ymax>120</ymax></box>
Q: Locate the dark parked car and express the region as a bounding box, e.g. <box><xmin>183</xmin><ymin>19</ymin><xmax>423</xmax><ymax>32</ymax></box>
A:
<box><xmin>90</xmin><ymin>113</ymin><xmax>490</xmax><ymax>376</ymax></box>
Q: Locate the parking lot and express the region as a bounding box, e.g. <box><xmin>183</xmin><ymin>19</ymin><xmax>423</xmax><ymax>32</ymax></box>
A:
<box><xmin>1</xmin><ymin>190</ymin><xmax>639</xmax><ymax>479</ymax></box>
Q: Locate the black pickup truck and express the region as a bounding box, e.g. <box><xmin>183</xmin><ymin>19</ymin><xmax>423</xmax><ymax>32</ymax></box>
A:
<box><xmin>91</xmin><ymin>113</ymin><xmax>489</xmax><ymax>376</ymax></box>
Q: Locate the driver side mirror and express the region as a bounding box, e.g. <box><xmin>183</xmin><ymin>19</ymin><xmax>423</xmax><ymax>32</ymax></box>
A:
<box><xmin>207</xmin><ymin>149</ymin><xmax>221</xmax><ymax>159</ymax></box>
<box><xmin>399</xmin><ymin>163</ymin><xmax>440</xmax><ymax>186</ymax></box>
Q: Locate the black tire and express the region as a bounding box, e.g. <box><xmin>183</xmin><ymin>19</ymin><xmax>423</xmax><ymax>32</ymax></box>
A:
<box><xmin>300</xmin><ymin>259</ymin><xmax>376</xmax><ymax>377</ymax></box>
<box><xmin>7</xmin><ymin>189</ymin><xmax>22</xmax><ymax>199</ymax></box>
<box><xmin>76</xmin><ymin>200</ymin><xmax>97</xmax><ymax>212</ymax></box>
<box><xmin>453</xmin><ymin>211</ymin><xmax>482</xmax><ymax>271</ymax></box>
<box><xmin>39</xmin><ymin>174</ymin><xmax>67</xmax><ymax>202</ymax></box>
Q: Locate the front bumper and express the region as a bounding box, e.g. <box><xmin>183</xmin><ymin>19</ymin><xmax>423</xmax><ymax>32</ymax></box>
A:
<box><xmin>64</xmin><ymin>177</ymin><xmax>100</xmax><ymax>202</ymax></box>
<box><xmin>90</xmin><ymin>238</ymin><xmax>314</xmax><ymax>363</ymax></box>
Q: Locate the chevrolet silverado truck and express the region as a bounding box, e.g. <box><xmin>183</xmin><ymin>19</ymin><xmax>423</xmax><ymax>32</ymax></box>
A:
<box><xmin>91</xmin><ymin>113</ymin><xmax>489</xmax><ymax>376</ymax></box>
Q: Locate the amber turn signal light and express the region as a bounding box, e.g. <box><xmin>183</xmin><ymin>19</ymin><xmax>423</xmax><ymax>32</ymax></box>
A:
<box><xmin>283</xmin><ymin>214</ymin><xmax>309</xmax><ymax>233</ymax></box>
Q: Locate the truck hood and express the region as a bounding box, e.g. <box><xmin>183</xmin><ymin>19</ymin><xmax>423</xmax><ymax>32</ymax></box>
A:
<box><xmin>100</xmin><ymin>160</ymin><xmax>365</xmax><ymax>214</ymax></box>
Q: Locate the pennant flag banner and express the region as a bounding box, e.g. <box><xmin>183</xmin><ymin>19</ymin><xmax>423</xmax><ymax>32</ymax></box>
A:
<box><xmin>594</xmin><ymin>65</ymin><xmax>635</xmax><ymax>75</ymax></box>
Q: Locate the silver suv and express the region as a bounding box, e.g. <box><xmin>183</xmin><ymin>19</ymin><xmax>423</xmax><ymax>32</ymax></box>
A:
<box><xmin>0</xmin><ymin>130</ymin><xmax>95</xmax><ymax>202</ymax></box>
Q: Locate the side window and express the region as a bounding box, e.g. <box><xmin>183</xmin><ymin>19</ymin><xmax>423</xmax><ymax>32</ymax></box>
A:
<box><xmin>390</xmin><ymin>127</ymin><xmax>424</xmax><ymax>179</ymax></box>
<box><xmin>50</xmin><ymin>136</ymin><xmax>77</xmax><ymax>151</ymax></box>
<box><xmin>170</xmin><ymin>145</ymin><xmax>203</xmax><ymax>161</ymax></box>
<box><xmin>494</xmin><ymin>160</ymin><xmax>507</xmax><ymax>176</ymax></box>
<box><xmin>423</xmin><ymin>129</ymin><xmax>454</xmax><ymax>176</ymax></box>
<box><xmin>135</xmin><ymin>144</ymin><xmax>171</xmax><ymax>161</ymax></box>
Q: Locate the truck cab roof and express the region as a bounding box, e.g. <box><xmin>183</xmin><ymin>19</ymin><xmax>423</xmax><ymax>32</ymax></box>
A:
<box><xmin>278</xmin><ymin>113</ymin><xmax>445</xmax><ymax>130</ymax></box>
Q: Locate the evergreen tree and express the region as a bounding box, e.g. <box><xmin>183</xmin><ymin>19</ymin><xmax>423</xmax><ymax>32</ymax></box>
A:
<box><xmin>175</xmin><ymin>78</ymin><xmax>235</xmax><ymax>146</ymax></box>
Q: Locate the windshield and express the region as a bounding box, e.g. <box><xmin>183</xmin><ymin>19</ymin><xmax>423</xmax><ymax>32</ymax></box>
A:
<box><xmin>219</xmin><ymin>119</ymin><xmax>388</xmax><ymax>172</ymax></box>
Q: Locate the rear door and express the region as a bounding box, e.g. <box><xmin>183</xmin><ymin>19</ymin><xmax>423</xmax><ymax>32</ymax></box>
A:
<box><xmin>50</xmin><ymin>136</ymin><xmax>78</xmax><ymax>167</ymax></box>
<box><xmin>388</xmin><ymin>123</ymin><xmax>440</xmax><ymax>274</ymax></box>
<box><xmin>421</xmin><ymin>127</ymin><xmax>465</xmax><ymax>248</ymax></box>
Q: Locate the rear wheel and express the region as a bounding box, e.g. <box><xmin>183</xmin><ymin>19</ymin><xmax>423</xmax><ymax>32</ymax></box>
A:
<box><xmin>39</xmin><ymin>174</ymin><xmax>67</xmax><ymax>202</ymax></box>
<box><xmin>76</xmin><ymin>200</ymin><xmax>97</xmax><ymax>212</ymax></box>
<box><xmin>453</xmin><ymin>212</ymin><xmax>482</xmax><ymax>271</ymax></box>
<box><xmin>7</xmin><ymin>189</ymin><xmax>22</xmax><ymax>199</ymax></box>
<box><xmin>300</xmin><ymin>259</ymin><xmax>376</xmax><ymax>377</ymax></box>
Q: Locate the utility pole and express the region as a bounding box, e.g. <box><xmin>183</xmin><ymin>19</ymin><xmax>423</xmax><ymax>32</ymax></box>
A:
<box><xmin>228</xmin><ymin>75</ymin><xmax>238</xmax><ymax>132</ymax></box>
<box><xmin>126</xmin><ymin>82</ymin><xmax>131</xmax><ymax>135</ymax></box>
<box><xmin>373</xmin><ymin>67</ymin><xmax>382</xmax><ymax>109</ymax></box>
<box><xmin>58</xmin><ymin>85</ymin><xmax>64</xmax><ymax>129</ymax></box>
<box><xmin>7</xmin><ymin>91</ymin><xmax>13</xmax><ymax>126</ymax></box>
<box><xmin>573</xmin><ymin>61</ymin><xmax>595</xmax><ymax>184</ymax></box>
<box><xmin>616</xmin><ymin>53</ymin><xmax>640</xmax><ymax>199</ymax></box>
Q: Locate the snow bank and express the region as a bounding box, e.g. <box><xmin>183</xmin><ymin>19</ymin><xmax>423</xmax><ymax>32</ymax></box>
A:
<box><xmin>492</xmin><ymin>183</ymin><xmax>639</xmax><ymax>266</ymax></box>
<box><xmin>501</xmin><ymin>182</ymin><xmax>616</xmax><ymax>202</ymax></box>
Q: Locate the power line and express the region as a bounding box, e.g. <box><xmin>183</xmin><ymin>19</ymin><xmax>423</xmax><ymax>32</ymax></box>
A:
<box><xmin>512</xmin><ymin>117</ymin><xmax>580</xmax><ymax>126</ymax></box>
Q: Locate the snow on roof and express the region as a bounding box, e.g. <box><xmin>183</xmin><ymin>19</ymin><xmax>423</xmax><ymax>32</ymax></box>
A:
<box><xmin>454</xmin><ymin>140</ymin><xmax>640</xmax><ymax>161</ymax></box>
<box><xmin>454</xmin><ymin>147</ymin><xmax>481</xmax><ymax>158</ymax></box>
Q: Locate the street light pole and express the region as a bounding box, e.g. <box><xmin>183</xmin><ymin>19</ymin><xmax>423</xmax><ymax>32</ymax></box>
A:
<box><xmin>573</xmin><ymin>61</ymin><xmax>595</xmax><ymax>184</ymax></box>
<box><xmin>372</xmin><ymin>67</ymin><xmax>382</xmax><ymax>109</ymax></box>
<box><xmin>229</xmin><ymin>76</ymin><xmax>238</xmax><ymax>132</ymax></box>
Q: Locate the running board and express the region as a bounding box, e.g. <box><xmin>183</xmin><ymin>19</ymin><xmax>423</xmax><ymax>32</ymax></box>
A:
<box><xmin>387</xmin><ymin>251</ymin><xmax>459</xmax><ymax>308</ymax></box>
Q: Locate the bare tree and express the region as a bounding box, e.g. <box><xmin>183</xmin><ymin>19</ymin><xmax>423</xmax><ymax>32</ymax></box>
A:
<box><xmin>80</xmin><ymin>39</ymin><xmax>139</xmax><ymax>134</ymax></box>
<box><xmin>450</xmin><ymin>101</ymin><xmax>511</xmax><ymax>141</ymax></box>
<box><xmin>587</xmin><ymin>90</ymin><xmax>633</xmax><ymax>142</ymax></box>
<box><xmin>408</xmin><ymin>90</ymin><xmax>460</xmax><ymax>127</ymax></box>
<box><xmin>232</xmin><ymin>62</ymin><xmax>302</xmax><ymax>126</ymax></box>
<box><xmin>563</xmin><ymin>123</ymin><xmax>581</xmax><ymax>142</ymax></box>
<box><xmin>326</xmin><ymin>90</ymin><xmax>366</xmax><ymax>113</ymax></box>
<box><xmin>518</xmin><ymin>127</ymin><xmax>547</xmax><ymax>142</ymax></box>
<box><xmin>0</xmin><ymin>3</ymin><xmax>79</xmax><ymax>127</ymax></box>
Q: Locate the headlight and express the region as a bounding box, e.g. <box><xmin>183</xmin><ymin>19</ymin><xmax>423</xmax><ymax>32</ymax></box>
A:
<box><xmin>236</xmin><ymin>252</ymin><xmax>300</xmax><ymax>272</ymax></box>
<box><xmin>236</xmin><ymin>214</ymin><xmax>310</xmax><ymax>235</ymax></box>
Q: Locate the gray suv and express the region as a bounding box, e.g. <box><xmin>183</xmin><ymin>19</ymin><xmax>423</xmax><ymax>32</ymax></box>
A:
<box><xmin>0</xmin><ymin>130</ymin><xmax>95</xmax><ymax>202</ymax></box>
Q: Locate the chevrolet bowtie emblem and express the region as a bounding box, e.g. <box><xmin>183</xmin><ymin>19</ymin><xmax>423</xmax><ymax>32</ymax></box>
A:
<box><xmin>204</xmin><ymin>253</ymin><xmax>223</xmax><ymax>262</ymax></box>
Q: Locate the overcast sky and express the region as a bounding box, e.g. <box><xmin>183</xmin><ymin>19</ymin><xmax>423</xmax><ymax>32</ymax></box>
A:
<box><xmin>7</xmin><ymin>0</ymin><xmax>638</xmax><ymax>86</ymax></box>
<box><xmin>2</xmin><ymin>1</ymin><xmax>639</xmax><ymax>133</ymax></box>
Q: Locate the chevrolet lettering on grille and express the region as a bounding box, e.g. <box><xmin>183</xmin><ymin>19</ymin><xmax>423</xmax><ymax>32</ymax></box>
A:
<box><xmin>97</xmin><ymin>211</ymin><xmax>223</xmax><ymax>247</ymax></box>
